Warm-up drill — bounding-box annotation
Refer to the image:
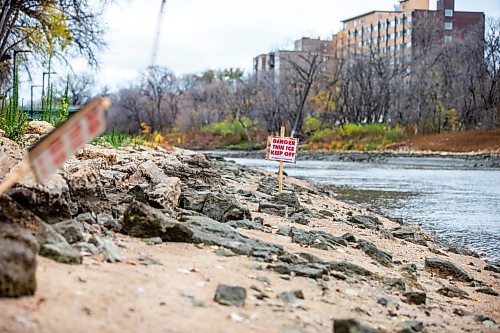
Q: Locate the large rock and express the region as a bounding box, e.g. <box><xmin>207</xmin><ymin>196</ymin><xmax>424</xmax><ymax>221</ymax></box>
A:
<box><xmin>147</xmin><ymin>177</ymin><xmax>181</xmax><ymax>211</ymax></box>
<box><xmin>201</xmin><ymin>193</ymin><xmax>251</xmax><ymax>222</ymax></box>
<box><xmin>0</xmin><ymin>195</ymin><xmax>82</xmax><ymax>264</ymax></box>
<box><xmin>357</xmin><ymin>239</ymin><xmax>393</xmax><ymax>267</ymax></box>
<box><xmin>0</xmin><ymin>223</ymin><xmax>38</xmax><ymax>297</ymax></box>
<box><xmin>290</xmin><ymin>227</ymin><xmax>347</xmax><ymax>250</ymax></box>
<box><xmin>258</xmin><ymin>202</ymin><xmax>288</xmax><ymax>217</ymax></box>
<box><xmin>179</xmin><ymin>189</ymin><xmax>209</xmax><ymax>212</ymax></box>
<box><xmin>327</xmin><ymin>261</ymin><xmax>373</xmax><ymax>277</ymax></box>
<box><xmin>122</xmin><ymin>201</ymin><xmax>192</xmax><ymax>241</ymax></box>
<box><xmin>8</xmin><ymin>173</ymin><xmax>77</xmax><ymax>223</ymax></box>
<box><xmin>185</xmin><ymin>216</ymin><xmax>283</xmax><ymax>257</ymax></box>
<box><xmin>0</xmin><ymin>137</ymin><xmax>25</xmax><ymax>183</ymax></box>
<box><xmin>272</xmin><ymin>192</ymin><xmax>301</xmax><ymax>208</ymax></box>
<box><xmin>348</xmin><ymin>215</ymin><xmax>383</xmax><ymax>230</ymax></box>
<box><xmin>424</xmin><ymin>258</ymin><xmax>474</xmax><ymax>282</ymax></box>
<box><xmin>25</xmin><ymin>121</ymin><xmax>54</xmax><ymax>135</ymax></box>
<box><xmin>52</xmin><ymin>219</ymin><xmax>85</xmax><ymax>244</ymax></box>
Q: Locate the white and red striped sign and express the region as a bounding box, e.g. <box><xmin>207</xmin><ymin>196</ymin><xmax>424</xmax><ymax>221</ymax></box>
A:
<box><xmin>265</xmin><ymin>136</ymin><xmax>299</xmax><ymax>163</ymax></box>
<box><xmin>28</xmin><ymin>97</ymin><xmax>110</xmax><ymax>183</ymax></box>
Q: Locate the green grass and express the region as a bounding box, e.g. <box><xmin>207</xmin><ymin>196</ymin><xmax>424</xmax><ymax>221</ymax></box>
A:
<box><xmin>307</xmin><ymin>123</ymin><xmax>406</xmax><ymax>151</ymax></box>
<box><xmin>92</xmin><ymin>129</ymin><xmax>133</xmax><ymax>148</ymax></box>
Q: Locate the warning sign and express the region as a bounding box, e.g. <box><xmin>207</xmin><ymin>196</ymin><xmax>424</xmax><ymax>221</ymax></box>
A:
<box><xmin>28</xmin><ymin>97</ymin><xmax>110</xmax><ymax>183</ymax></box>
<box><xmin>266</xmin><ymin>136</ymin><xmax>299</xmax><ymax>163</ymax></box>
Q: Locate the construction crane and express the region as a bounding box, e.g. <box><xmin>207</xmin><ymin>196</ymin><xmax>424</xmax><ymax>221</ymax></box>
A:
<box><xmin>150</xmin><ymin>0</ymin><xmax>167</xmax><ymax>68</ymax></box>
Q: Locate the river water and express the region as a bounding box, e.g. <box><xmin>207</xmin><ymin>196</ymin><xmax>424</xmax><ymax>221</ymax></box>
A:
<box><xmin>213</xmin><ymin>154</ymin><xmax>500</xmax><ymax>262</ymax></box>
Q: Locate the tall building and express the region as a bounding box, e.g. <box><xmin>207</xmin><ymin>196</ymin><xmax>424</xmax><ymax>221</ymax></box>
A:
<box><xmin>335</xmin><ymin>0</ymin><xmax>484</xmax><ymax>61</ymax></box>
<box><xmin>253</xmin><ymin>37</ymin><xmax>335</xmax><ymax>77</ymax></box>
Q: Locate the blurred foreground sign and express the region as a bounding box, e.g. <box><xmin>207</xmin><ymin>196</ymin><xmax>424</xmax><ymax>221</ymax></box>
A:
<box><xmin>29</xmin><ymin>97</ymin><xmax>110</xmax><ymax>183</ymax></box>
<box><xmin>0</xmin><ymin>97</ymin><xmax>111</xmax><ymax>195</ymax></box>
<box><xmin>265</xmin><ymin>136</ymin><xmax>299</xmax><ymax>164</ymax></box>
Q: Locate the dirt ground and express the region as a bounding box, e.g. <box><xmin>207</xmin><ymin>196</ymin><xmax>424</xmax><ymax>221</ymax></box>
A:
<box><xmin>393</xmin><ymin>130</ymin><xmax>500</xmax><ymax>153</ymax></box>
<box><xmin>0</xmin><ymin>174</ymin><xmax>498</xmax><ymax>333</ymax></box>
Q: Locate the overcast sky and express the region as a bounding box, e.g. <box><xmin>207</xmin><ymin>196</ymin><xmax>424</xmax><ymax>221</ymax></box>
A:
<box><xmin>22</xmin><ymin>0</ymin><xmax>500</xmax><ymax>98</ymax></box>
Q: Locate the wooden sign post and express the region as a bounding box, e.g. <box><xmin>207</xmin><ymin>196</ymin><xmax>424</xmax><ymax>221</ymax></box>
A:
<box><xmin>278</xmin><ymin>126</ymin><xmax>285</xmax><ymax>193</ymax></box>
<box><xmin>0</xmin><ymin>97</ymin><xmax>111</xmax><ymax>195</ymax></box>
<box><xmin>265</xmin><ymin>126</ymin><xmax>298</xmax><ymax>193</ymax></box>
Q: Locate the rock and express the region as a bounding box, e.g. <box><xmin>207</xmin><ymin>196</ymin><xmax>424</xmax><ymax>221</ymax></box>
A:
<box><xmin>269</xmin><ymin>262</ymin><xmax>327</xmax><ymax>279</ymax></box>
<box><xmin>257</xmin><ymin>177</ymin><xmax>278</xmax><ymax>195</ymax></box>
<box><xmin>96</xmin><ymin>213</ymin><xmax>122</xmax><ymax>231</ymax></box>
<box><xmin>214</xmin><ymin>284</ymin><xmax>246</xmax><ymax>307</ymax></box>
<box><xmin>484</xmin><ymin>264</ymin><xmax>500</xmax><ymax>273</ymax></box>
<box><xmin>185</xmin><ymin>216</ymin><xmax>283</xmax><ymax>257</ymax></box>
<box><xmin>0</xmin><ymin>137</ymin><xmax>25</xmax><ymax>183</ymax></box>
<box><xmin>8</xmin><ymin>174</ymin><xmax>77</xmax><ymax>223</ymax></box>
<box><xmin>327</xmin><ymin>261</ymin><xmax>373</xmax><ymax>277</ymax></box>
<box><xmin>72</xmin><ymin>242</ymin><xmax>99</xmax><ymax>256</ymax></box>
<box><xmin>201</xmin><ymin>193</ymin><xmax>251</xmax><ymax>222</ymax></box>
<box><xmin>227</xmin><ymin>219</ymin><xmax>264</xmax><ymax>231</ymax></box>
<box><xmin>258</xmin><ymin>202</ymin><xmax>288</xmax><ymax>217</ymax></box>
<box><xmin>25</xmin><ymin>121</ymin><xmax>54</xmax><ymax>135</ymax></box>
<box><xmin>357</xmin><ymin>239</ymin><xmax>393</xmax><ymax>267</ymax></box>
<box><xmin>403</xmin><ymin>291</ymin><xmax>426</xmax><ymax>305</ymax></box>
<box><xmin>147</xmin><ymin>177</ymin><xmax>181</xmax><ymax>211</ymax></box>
<box><xmin>446</xmin><ymin>246</ymin><xmax>479</xmax><ymax>258</ymax></box>
<box><xmin>272</xmin><ymin>192</ymin><xmax>300</xmax><ymax>208</ymax></box>
<box><xmin>89</xmin><ymin>236</ymin><xmax>122</xmax><ymax>263</ymax></box>
<box><xmin>215</xmin><ymin>248</ymin><xmax>237</xmax><ymax>257</ymax></box>
<box><xmin>297</xmin><ymin>252</ymin><xmax>323</xmax><ymax>264</ymax></box>
<box><xmin>122</xmin><ymin>201</ymin><xmax>193</xmax><ymax>241</ymax></box>
<box><xmin>0</xmin><ymin>195</ymin><xmax>82</xmax><ymax>264</ymax></box>
<box><xmin>384</xmin><ymin>278</ymin><xmax>406</xmax><ymax>292</ymax></box>
<box><xmin>141</xmin><ymin>237</ymin><xmax>163</xmax><ymax>245</ymax></box>
<box><xmin>179</xmin><ymin>189</ymin><xmax>208</xmax><ymax>212</ymax></box>
<box><xmin>342</xmin><ymin>233</ymin><xmax>356</xmax><ymax>243</ymax></box>
<box><xmin>424</xmin><ymin>258</ymin><xmax>474</xmax><ymax>282</ymax></box>
<box><xmin>289</xmin><ymin>212</ymin><xmax>309</xmax><ymax>225</ymax></box>
<box><xmin>290</xmin><ymin>227</ymin><xmax>347</xmax><ymax>250</ymax></box>
<box><xmin>39</xmin><ymin>243</ymin><xmax>82</xmax><ymax>264</ymax></box>
<box><xmin>377</xmin><ymin>298</ymin><xmax>388</xmax><ymax>307</ymax></box>
<box><xmin>75</xmin><ymin>212</ymin><xmax>96</xmax><ymax>225</ymax></box>
<box><xmin>319</xmin><ymin>209</ymin><xmax>334</xmax><ymax>217</ymax></box>
<box><xmin>52</xmin><ymin>219</ymin><xmax>85</xmax><ymax>244</ymax></box>
<box><xmin>277</xmin><ymin>290</ymin><xmax>304</xmax><ymax>305</ymax></box>
<box><xmin>0</xmin><ymin>223</ymin><xmax>38</xmax><ymax>297</ymax></box>
<box><xmin>475</xmin><ymin>287</ymin><xmax>499</xmax><ymax>296</ymax></box>
<box><xmin>348</xmin><ymin>215</ymin><xmax>383</xmax><ymax>230</ymax></box>
<box><xmin>437</xmin><ymin>286</ymin><xmax>469</xmax><ymax>298</ymax></box>
<box><xmin>392</xmin><ymin>227</ymin><xmax>428</xmax><ymax>246</ymax></box>
<box><xmin>276</xmin><ymin>226</ymin><xmax>291</xmax><ymax>236</ymax></box>
<box><xmin>333</xmin><ymin>319</ymin><xmax>382</xmax><ymax>333</ymax></box>
<box><xmin>396</xmin><ymin>320</ymin><xmax>424</xmax><ymax>333</ymax></box>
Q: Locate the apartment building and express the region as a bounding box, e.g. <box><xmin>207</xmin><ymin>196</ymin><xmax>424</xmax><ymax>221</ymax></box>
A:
<box><xmin>253</xmin><ymin>37</ymin><xmax>335</xmax><ymax>77</ymax></box>
<box><xmin>335</xmin><ymin>0</ymin><xmax>484</xmax><ymax>61</ymax></box>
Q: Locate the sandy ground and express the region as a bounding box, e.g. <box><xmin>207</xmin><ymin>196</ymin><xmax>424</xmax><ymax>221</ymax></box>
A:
<box><xmin>0</xmin><ymin>175</ymin><xmax>499</xmax><ymax>333</ymax></box>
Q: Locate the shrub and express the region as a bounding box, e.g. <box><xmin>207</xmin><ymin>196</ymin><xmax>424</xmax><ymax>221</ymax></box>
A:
<box><xmin>0</xmin><ymin>70</ymin><xmax>27</xmax><ymax>145</ymax></box>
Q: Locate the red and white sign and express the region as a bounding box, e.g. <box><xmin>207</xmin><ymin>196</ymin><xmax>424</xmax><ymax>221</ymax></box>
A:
<box><xmin>266</xmin><ymin>136</ymin><xmax>299</xmax><ymax>163</ymax></box>
<box><xmin>28</xmin><ymin>98</ymin><xmax>110</xmax><ymax>183</ymax></box>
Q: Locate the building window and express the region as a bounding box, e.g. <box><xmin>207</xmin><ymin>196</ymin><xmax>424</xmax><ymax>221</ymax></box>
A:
<box><xmin>445</xmin><ymin>9</ymin><xmax>453</xmax><ymax>17</ymax></box>
<box><xmin>444</xmin><ymin>35</ymin><xmax>453</xmax><ymax>43</ymax></box>
<box><xmin>444</xmin><ymin>22</ymin><xmax>453</xmax><ymax>30</ymax></box>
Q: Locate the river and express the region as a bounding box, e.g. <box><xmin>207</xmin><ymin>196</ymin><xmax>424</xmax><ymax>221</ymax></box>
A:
<box><xmin>208</xmin><ymin>153</ymin><xmax>500</xmax><ymax>262</ymax></box>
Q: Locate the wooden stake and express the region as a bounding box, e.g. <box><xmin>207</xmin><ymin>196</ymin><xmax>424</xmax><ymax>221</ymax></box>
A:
<box><xmin>278</xmin><ymin>126</ymin><xmax>285</xmax><ymax>193</ymax></box>
<box><xmin>0</xmin><ymin>162</ymin><xmax>31</xmax><ymax>196</ymax></box>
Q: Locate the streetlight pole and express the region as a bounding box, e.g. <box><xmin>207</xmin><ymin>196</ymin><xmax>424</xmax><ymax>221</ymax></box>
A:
<box><xmin>12</xmin><ymin>50</ymin><xmax>31</xmax><ymax>87</ymax></box>
<box><xmin>42</xmin><ymin>71</ymin><xmax>57</xmax><ymax>97</ymax></box>
<box><xmin>30</xmin><ymin>84</ymin><xmax>42</xmax><ymax>120</ymax></box>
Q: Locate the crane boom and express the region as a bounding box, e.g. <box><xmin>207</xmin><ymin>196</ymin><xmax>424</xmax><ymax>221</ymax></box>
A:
<box><xmin>150</xmin><ymin>0</ymin><xmax>167</xmax><ymax>68</ymax></box>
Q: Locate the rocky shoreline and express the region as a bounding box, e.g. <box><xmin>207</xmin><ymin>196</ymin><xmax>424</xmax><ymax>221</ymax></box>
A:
<box><xmin>0</xmin><ymin>124</ymin><xmax>499</xmax><ymax>332</ymax></box>
<box><xmin>206</xmin><ymin>149</ymin><xmax>500</xmax><ymax>168</ymax></box>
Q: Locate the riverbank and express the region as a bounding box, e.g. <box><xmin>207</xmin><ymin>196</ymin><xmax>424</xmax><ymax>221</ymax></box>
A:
<box><xmin>0</xmin><ymin>129</ymin><xmax>499</xmax><ymax>332</ymax></box>
<box><xmin>205</xmin><ymin>149</ymin><xmax>500</xmax><ymax>169</ymax></box>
